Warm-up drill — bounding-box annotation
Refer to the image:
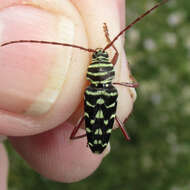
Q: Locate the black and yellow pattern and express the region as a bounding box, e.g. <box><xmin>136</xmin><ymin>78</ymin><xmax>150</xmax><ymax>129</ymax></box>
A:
<box><xmin>84</xmin><ymin>49</ymin><xmax>118</xmax><ymax>154</ymax></box>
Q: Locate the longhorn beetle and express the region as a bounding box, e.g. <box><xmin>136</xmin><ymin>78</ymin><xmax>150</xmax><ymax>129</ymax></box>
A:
<box><xmin>1</xmin><ymin>0</ymin><xmax>169</xmax><ymax>154</ymax></box>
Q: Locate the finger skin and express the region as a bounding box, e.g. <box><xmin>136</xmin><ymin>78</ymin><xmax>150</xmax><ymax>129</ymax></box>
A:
<box><xmin>0</xmin><ymin>144</ymin><xmax>8</xmax><ymax>190</ymax></box>
<box><xmin>0</xmin><ymin>0</ymin><xmax>136</xmax><ymax>183</ymax></box>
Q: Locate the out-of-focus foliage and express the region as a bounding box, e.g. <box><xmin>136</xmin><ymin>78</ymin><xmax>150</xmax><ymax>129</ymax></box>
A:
<box><xmin>6</xmin><ymin>0</ymin><xmax>190</xmax><ymax>189</ymax></box>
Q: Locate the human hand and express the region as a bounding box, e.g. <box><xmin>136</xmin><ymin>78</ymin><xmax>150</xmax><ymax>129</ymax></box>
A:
<box><xmin>0</xmin><ymin>0</ymin><xmax>136</xmax><ymax>187</ymax></box>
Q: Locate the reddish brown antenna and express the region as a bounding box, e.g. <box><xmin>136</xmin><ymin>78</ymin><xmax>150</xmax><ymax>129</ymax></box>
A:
<box><xmin>1</xmin><ymin>40</ymin><xmax>96</xmax><ymax>53</ymax></box>
<box><xmin>104</xmin><ymin>0</ymin><xmax>169</xmax><ymax>51</ymax></box>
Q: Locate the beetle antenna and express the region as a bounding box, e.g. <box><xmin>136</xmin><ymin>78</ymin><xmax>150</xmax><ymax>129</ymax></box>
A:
<box><xmin>104</xmin><ymin>0</ymin><xmax>169</xmax><ymax>51</ymax></box>
<box><xmin>1</xmin><ymin>40</ymin><xmax>96</xmax><ymax>53</ymax></box>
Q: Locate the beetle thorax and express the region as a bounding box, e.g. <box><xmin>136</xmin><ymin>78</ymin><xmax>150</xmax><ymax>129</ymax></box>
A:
<box><xmin>87</xmin><ymin>49</ymin><xmax>115</xmax><ymax>86</ymax></box>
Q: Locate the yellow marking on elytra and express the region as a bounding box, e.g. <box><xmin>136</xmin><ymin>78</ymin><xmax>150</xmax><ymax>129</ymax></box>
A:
<box><xmin>104</xmin><ymin>120</ymin><xmax>109</xmax><ymax>125</ymax></box>
<box><xmin>97</xmin><ymin>98</ymin><xmax>104</xmax><ymax>105</ymax></box>
<box><xmin>94</xmin><ymin>128</ymin><xmax>103</xmax><ymax>135</ymax></box>
<box><xmin>86</xmin><ymin>101</ymin><xmax>95</xmax><ymax>108</ymax></box>
<box><xmin>84</xmin><ymin>112</ymin><xmax>89</xmax><ymax>118</ymax></box>
<box><xmin>99</xmin><ymin>128</ymin><xmax>103</xmax><ymax>135</ymax></box>
<box><xmin>90</xmin><ymin>120</ymin><xmax>95</xmax><ymax>124</ymax></box>
<box><xmin>95</xmin><ymin>110</ymin><xmax>104</xmax><ymax>119</ymax></box>
<box><xmin>108</xmin><ymin>92</ymin><xmax>117</xmax><ymax>96</ymax></box>
<box><xmin>102</xmin><ymin>143</ymin><xmax>108</xmax><ymax>147</ymax></box>
<box><xmin>88</xmin><ymin>142</ymin><xmax>93</xmax><ymax>146</ymax></box>
<box><xmin>106</xmin><ymin>129</ymin><xmax>112</xmax><ymax>134</ymax></box>
<box><xmin>106</xmin><ymin>102</ymin><xmax>115</xmax><ymax>108</ymax></box>
<box><xmin>86</xmin><ymin>128</ymin><xmax>92</xmax><ymax>133</ymax></box>
<box><xmin>95</xmin><ymin>129</ymin><xmax>99</xmax><ymax>135</ymax></box>
<box><xmin>110</xmin><ymin>114</ymin><xmax>115</xmax><ymax>120</ymax></box>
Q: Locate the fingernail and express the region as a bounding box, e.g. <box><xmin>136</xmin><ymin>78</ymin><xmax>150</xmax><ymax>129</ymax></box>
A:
<box><xmin>0</xmin><ymin>6</ymin><xmax>75</xmax><ymax>116</ymax></box>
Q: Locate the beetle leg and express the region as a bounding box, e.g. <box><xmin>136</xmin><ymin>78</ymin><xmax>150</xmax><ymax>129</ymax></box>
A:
<box><xmin>103</xmin><ymin>23</ymin><xmax>119</xmax><ymax>65</ymax></box>
<box><xmin>115</xmin><ymin>116</ymin><xmax>130</xmax><ymax>141</ymax></box>
<box><xmin>70</xmin><ymin>117</ymin><xmax>87</xmax><ymax>140</ymax></box>
<box><xmin>113</xmin><ymin>82</ymin><xmax>139</xmax><ymax>88</ymax></box>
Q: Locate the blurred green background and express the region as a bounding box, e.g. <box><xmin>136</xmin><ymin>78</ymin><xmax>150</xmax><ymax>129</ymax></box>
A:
<box><xmin>5</xmin><ymin>0</ymin><xmax>190</xmax><ymax>189</ymax></box>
